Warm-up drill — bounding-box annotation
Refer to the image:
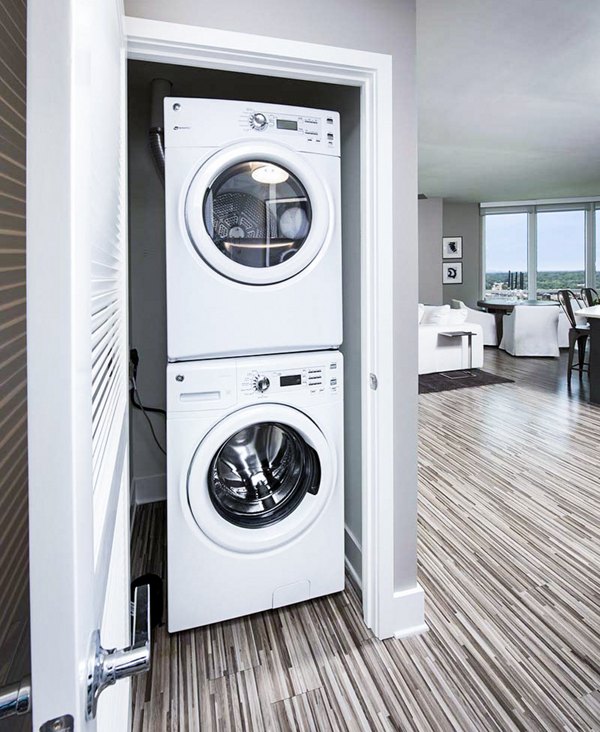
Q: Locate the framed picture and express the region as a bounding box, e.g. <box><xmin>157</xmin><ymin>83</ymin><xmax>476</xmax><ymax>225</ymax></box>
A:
<box><xmin>443</xmin><ymin>262</ymin><xmax>463</xmax><ymax>284</ymax></box>
<box><xmin>442</xmin><ymin>236</ymin><xmax>462</xmax><ymax>259</ymax></box>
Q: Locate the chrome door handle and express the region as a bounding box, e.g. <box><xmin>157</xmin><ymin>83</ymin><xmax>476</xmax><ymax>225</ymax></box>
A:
<box><xmin>0</xmin><ymin>676</ymin><xmax>31</xmax><ymax>719</ymax></box>
<box><xmin>86</xmin><ymin>583</ymin><xmax>151</xmax><ymax>720</ymax></box>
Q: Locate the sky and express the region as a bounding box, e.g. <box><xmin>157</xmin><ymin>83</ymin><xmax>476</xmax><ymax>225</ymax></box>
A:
<box><xmin>485</xmin><ymin>210</ymin><xmax>594</xmax><ymax>272</ymax></box>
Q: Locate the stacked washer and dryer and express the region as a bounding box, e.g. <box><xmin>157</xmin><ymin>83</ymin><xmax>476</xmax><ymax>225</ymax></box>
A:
<box><xmin>164</xmin><ymin>98</ymin><xmax>345</xmax><ymax>631</ymax></box>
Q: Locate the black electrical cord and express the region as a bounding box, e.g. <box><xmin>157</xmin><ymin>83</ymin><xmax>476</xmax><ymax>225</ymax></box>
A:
<box><xmin>130</xmin><ymin>390</ymin><xmax>166</xmax><ymax>417</ymax></box>
<box><xmin>131</xmin><ymin>375</ymin><xmax>166</xmax><ymax>455</ymax></box>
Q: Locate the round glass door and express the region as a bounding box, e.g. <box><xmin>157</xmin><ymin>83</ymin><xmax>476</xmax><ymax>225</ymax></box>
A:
<box><xmin>208</xmin><ymin>421</ymin><xmax>321</xmax><ymax>529</ymax></box>
<box><xmin>201</xmin><ymin>161</ymin><xmax>312</xmax><ymax>269</ymax></box>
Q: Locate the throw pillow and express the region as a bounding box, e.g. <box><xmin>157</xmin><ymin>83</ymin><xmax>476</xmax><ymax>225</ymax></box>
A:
<box><xmin>447</xmin><ymin>308</ymin><xmax>469</xmax><ymax>324</ymax></box>
<box><xmin>418</xmin><ymin>303</ymin><xmax>425</xmax><ymax>323</ymax></box>
<box><xmin>450</xmin><ymin>299</ymin><xmax>466</xmax><ymax>310</ymax></box>
<box><xmin>421</xmin><ymin>304</ymin><xmax>451</xmax><ymax>325</ymax></box>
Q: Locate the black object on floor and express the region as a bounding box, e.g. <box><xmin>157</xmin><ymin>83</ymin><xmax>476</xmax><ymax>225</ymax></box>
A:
<box><xmin>419</xmin><ymin>369</ymin><xmax>514</xmax><ymax>394</ymax></box>
<box><xmin>131</xmin><ymin>573</ymin><xmax>164</xmax><ymax>628</ymax></box>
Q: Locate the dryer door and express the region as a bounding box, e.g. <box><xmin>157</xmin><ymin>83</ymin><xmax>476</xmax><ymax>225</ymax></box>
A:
<box><xmin>186</xmin><ymin>404</ymin><xmax>337</xmax><ymax>553</ymax></box>
<box><xmin>184</xmin><ymin>141</ymin><xmax>333</xmax><ymax>285</ymax></box>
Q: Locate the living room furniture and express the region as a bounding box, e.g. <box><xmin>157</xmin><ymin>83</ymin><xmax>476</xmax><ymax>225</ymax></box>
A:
<box><xmin>451</xmin><ymin>300</ymin><xmax>497</xmax><ymax>346</ymax></box>
<box><xmin>477</xmin><ymin>299</ymin><xmax>560</xmax><ymax>345</ymax></box>
<box><xmin>499</xmin><ymin>304</ymin><xmax>560</xmax><ymax>357</ymax></box>
<box><xmin>439</xmin><ymin>330</ymin><xmax>477</xmax><ymax>373</ymax></box>
<box><xmin>418</xmin><ymin>305</ymin><xmax>484</xmax><ymax>374</ymax></box>
<box><xmin>581</xmin><ymin>287</ymin><xmax>599</xmax><ymax>307</ymax></box>
<box><xmin>574</xmin><ymin>304</ymin><xmax>600</xmax><ymax>404</ymax></box>
<box><xmin>557</xmin><ymin>290</ymin><xmax>590</xmax><ymax>385</ymax></box>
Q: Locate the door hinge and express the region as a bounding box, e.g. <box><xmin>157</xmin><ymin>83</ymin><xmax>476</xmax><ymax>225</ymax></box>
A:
<box><xmin>369</xmin><ymin>373</ymin><xmax>378</xmax><ymax>390</ymax></box>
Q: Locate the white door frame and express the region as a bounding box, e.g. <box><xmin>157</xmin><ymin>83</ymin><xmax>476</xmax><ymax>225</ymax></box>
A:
<box><xmin>125</xmin><ymin>17</ymin><xmax>425</xmax><ymax>640</ymax></box>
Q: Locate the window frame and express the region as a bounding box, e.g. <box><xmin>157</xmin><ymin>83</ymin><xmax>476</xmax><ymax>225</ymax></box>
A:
<box><xmin>480</xmin><ymin>199</ymin><xmax>600</xmax><ymax>300</ymax></box>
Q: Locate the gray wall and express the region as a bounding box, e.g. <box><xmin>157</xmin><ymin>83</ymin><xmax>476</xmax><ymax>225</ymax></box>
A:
<box><xmin>442</xmin><ymin>202</ymin><xmax>481</xmax><ymax>307</ymax></box>
<box><xmin>0</xmin><ymin>0</ymin><xmax>30</xmax><ymax>720</ymax></box>
<box><xmin>418</xmin><ymin>197</ymin><xmax>443</xmax><ymax>304</ymax></box>
<box><xmin>125</xmin><ymin>0</ymin><xmax>419</xmax><ymax>596</ymax></box>
<box><xmin>128</xmin><ymin>61</ymin><xmax>364</xmax><ymax>576</ymax></box>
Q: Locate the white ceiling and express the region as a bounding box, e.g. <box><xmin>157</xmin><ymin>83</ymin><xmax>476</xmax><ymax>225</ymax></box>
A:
<box><xmin>417</xmin><ymin>0</ymin><xmax>600</xmax><ymax>203</ymax></box>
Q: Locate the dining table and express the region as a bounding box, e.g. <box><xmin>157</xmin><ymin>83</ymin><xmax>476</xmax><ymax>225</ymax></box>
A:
<box><xmin>476</xmin><ymin>299</ymin><xmax>560</xmax><ymax>345</ymax></box>
<box><xmin>573</xmin><ymin>304</ymin><xmax>600</xmax><ymax>405</ymax></box>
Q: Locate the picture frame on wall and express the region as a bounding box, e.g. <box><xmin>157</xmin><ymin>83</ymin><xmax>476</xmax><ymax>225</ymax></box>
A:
<box><xmin>442</xmin><ymin>236</ymin><xmax>462</xmax><ymax>259</ymax></box>
<box><xmin>443</xmin><ymin>262</ymin><xmax>463</xmax><ymax>284</ymax></box>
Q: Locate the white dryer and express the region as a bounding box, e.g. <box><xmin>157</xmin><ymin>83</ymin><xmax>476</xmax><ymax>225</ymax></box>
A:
<box><xmin>164</xmin><ymin>98</ymin><xmax>342</xmax><ymax>361</ymax></box>
<box><xmin>167</xmin><ymin>350</ymin><xmax>344</xmax><ymax>631</ymax></box>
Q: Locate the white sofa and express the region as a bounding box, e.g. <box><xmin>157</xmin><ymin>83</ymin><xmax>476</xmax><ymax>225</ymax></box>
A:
<box><xmin>418</xmin><ymin>304</ymin><xmax>484</xmax><ymax>375</ymax></box>
<box><xmin>451</xmin><ymin>299</ymin><xmax>498</xmax><ymax>346</ymax></box>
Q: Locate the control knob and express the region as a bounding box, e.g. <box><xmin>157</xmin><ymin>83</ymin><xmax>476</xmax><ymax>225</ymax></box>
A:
<box><xmin>250</xmin><ymin>112</ymin><xmax>268</xmax><ymax>130</ymax></box>
<box><xmin>254</xmin><ymin>375</ymin><xmax>270</xmax><ymax>393</ymax></box>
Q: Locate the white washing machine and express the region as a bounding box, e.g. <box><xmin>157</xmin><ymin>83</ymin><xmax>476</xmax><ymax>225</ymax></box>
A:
<box><xmin>166</xmin><ymin>350</ymin><xmax>344</xmax><ymax>631</ymax></box>
<box><xmin>164</xmin><ymin>98</ymin><xmax>342</xmax><ymax>361</ymax></box>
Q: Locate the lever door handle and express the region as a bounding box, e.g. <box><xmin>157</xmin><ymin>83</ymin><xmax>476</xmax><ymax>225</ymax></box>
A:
<box><xmin>0</xmin><ymin>675</ymin><xmax>31</xmax><ymax>719</ymax></box>
<box><xmin>86</xmin><ymin>583</ymin><xmax>151</xmax><ymax>720</ymax></box>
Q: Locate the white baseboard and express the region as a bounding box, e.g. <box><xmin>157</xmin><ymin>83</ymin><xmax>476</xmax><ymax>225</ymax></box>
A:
<box><xmin>344</xmin><ymin>524</ymin><xmax>362</xmax><ymax>588</ymax></box>
<box><xmin>391</xmin><ymin>583</ymin><xmax>428</xmax><ymax>639</ymax></box>
<box><xmin>132</xmin><ymin>473</ymin><xmax>167</xmax><ymax>505</ymax></box>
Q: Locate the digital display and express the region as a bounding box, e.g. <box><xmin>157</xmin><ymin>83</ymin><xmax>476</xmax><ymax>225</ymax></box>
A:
<box><xmin>280</xmin><ymin>374</ymin><xmax>302</xmax><ymax>387</ymax></box>
<box><xmin>276</xmin><ymin>119</ymin><xmax>298</xmax><ymax>131</ymax></box>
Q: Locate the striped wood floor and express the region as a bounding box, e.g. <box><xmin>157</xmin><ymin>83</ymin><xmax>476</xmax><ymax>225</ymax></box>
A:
<box><xmin>131</xmin><ymin>350</ymin><xmax>600</xmax><ymax>731</ymax></box>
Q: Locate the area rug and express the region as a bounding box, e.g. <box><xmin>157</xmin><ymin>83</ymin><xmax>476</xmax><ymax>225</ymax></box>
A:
<box><xmin>419</xmin><ymin>369</ymin><xmax>514</xmax><ymax>394</ymax></box>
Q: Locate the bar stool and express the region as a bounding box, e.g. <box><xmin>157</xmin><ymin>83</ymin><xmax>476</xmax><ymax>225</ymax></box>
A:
<box><xmin>557</xmin><ymin>290</ymin><xmax>589</xmax><ymax>384</ymax></box>
<box><xmin>581</xmin><ymin>287</ymin><xmax>599</xmax><ymax>307</ymax></box>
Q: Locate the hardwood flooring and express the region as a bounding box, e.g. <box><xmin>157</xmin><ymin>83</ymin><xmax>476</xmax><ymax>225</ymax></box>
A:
<box><xmin>131</xmin><ymin>350</ymin><xmax>600</xmax><ymax>731</ymax></box>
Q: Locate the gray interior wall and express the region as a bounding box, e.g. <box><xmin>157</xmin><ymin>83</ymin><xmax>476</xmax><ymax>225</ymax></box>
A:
<box><xmin>442</xmin><ymin>202</ymin><xmax>481</xmax><ymax>307</ymax></box>
<box><xmin>125</xmin><ymin>0</ymin><xmax>419</xmax><ymax>596</ymax></box>
<box><xmin>418</xmin><ymin>197</ymin><xmax>443</xmax><ymax>304</ymax></box>
<box><xmin>0</xmin><ymin>0</ymin><xmax>31</xmax><ymax>715</ymax></box>
<box><xmin>128</xmin><ymin>61</ymin><xmax>363</xmax><ymax>576</ymax></box>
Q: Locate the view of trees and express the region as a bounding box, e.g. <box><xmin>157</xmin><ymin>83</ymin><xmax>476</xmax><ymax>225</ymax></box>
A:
<box><xmin>485</xmin><ymin>271</ymin><xmax>586</xmax><ymax>293</ymax></box>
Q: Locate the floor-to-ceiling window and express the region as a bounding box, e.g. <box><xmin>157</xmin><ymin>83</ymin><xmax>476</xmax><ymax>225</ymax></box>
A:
<box><xmin>536</xmin><ymin>210</ymin><xmax>585</xmax><ymax>298</ymax></box>
<box><xmin>483</xmin><ymin>212</ymin><xmax>528</xmax><ymax>297</ymax></box>
<box><xmin>481</xmin><ymin>201</ymin><xmax>599</xmax><ymax>301</ymax></box>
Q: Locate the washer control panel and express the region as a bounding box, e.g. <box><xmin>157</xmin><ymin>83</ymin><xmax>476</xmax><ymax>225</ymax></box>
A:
<box><xmin>240</xmin><ymin>359</ymin><xmax>340</xmax><ymax>399</ymax></box>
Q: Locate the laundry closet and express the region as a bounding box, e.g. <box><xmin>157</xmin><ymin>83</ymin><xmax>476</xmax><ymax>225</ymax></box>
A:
<box><xmin>127</xmin><ymin>61</ymin><xmax>364</xmax><ymax>626</ymax></box>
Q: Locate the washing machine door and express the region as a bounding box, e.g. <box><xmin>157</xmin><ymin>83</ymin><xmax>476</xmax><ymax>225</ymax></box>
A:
<box><xmin>184</xmin><ymin>140</ymin><xmax>333</xmax><ymax>285</ymax></box>
<box><xmin>186</xmin><ymin>404</ymin><xmax>336</xmax><ymax>553</ymax></box>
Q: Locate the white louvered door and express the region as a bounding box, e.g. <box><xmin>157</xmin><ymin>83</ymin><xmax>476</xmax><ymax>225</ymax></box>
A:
<box><xmin>28</xmin><ymin>0</ymin><xmax>134</xmax><ymax>729</ymax></box>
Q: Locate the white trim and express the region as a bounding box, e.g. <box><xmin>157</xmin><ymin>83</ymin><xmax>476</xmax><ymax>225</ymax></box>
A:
<box><xmin>481</xmin><ymin>196</ymin><xmax>600</xmax><ymax>208</ymax></box>
<box><xmin>391</xmin><ymin>583</ymin><xmax>427</xmax><ymax>639</ymax></box>
<box><xmin>125</xmin><ymin>16</ymin><xmax>421</xmax><ymax>640</ymax></box>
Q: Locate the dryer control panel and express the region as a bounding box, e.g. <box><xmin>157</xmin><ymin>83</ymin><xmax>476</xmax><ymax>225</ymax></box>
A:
<box><xmin>240</xmin><ymin>108</ymin><xmax>336</xmax><ymax>152</ymax></box>
<box><xmin>165</xmin><ymin>98</ymin><xmax>340</xmax><ymax>156</ymax></box>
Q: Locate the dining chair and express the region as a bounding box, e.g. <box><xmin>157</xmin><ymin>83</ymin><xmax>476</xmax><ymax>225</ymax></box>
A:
<box><xmin>499</xmin><ymin>305</ymin><xmax>559</xmax><ymax>357</ymax></box>
<box><xmin>581</xmin><ymin>287</ymin><xmax>599</xmax><ymax>307</ymax></box>
<box><xmin>557</xmin><ymin>290</ymin><xmax>589</xmax><ymax>384</ymax></box>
